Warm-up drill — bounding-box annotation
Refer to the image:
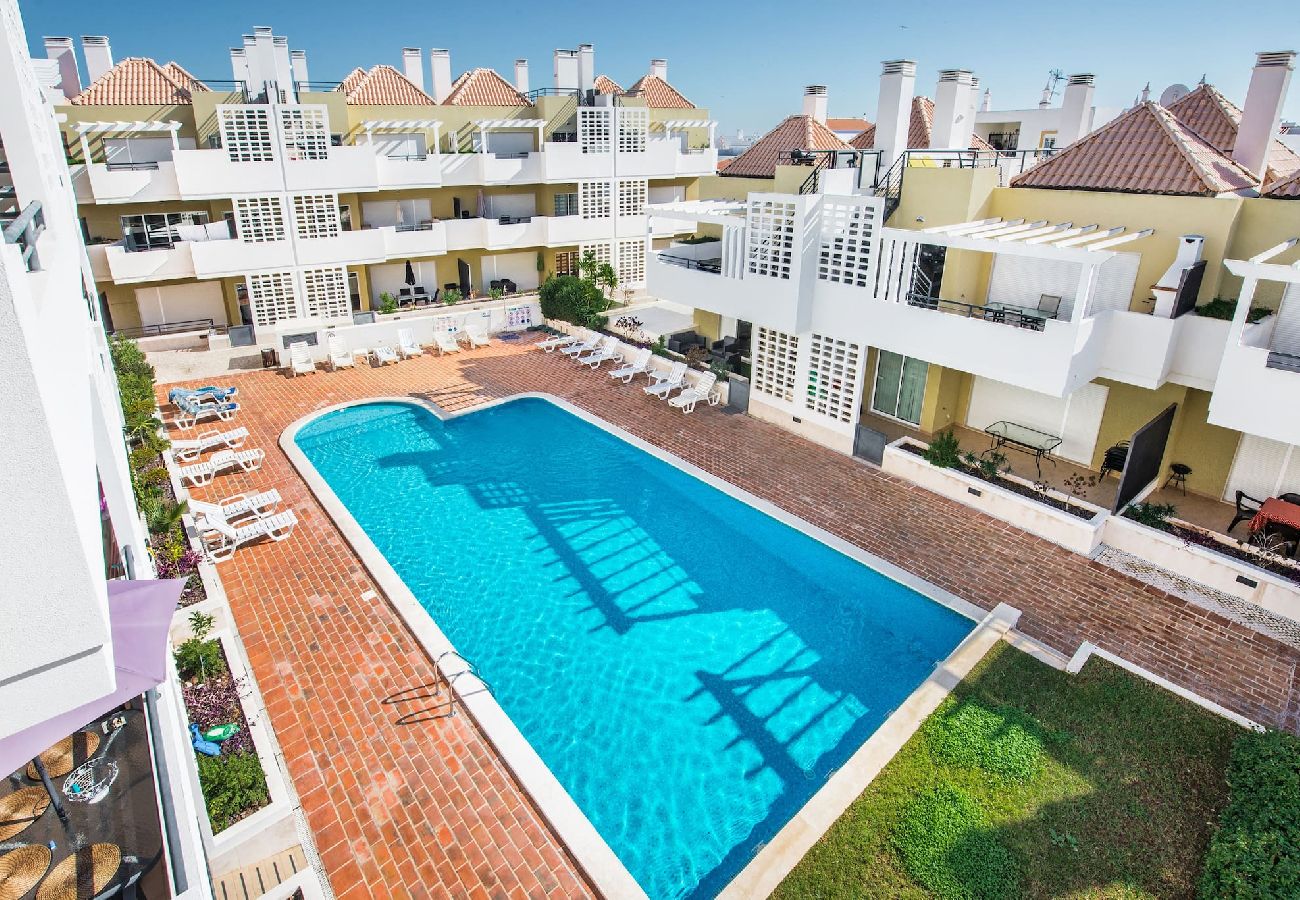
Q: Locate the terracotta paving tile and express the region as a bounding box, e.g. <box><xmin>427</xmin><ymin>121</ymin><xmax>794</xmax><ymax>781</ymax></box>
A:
<box><xmin>159</xmin><ymin>337</ymin><xmax>1300</xmax><ymax>896</ymax></box>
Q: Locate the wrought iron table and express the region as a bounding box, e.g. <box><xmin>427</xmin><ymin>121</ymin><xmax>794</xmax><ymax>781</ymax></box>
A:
<box><xmin>984</xmin><ymin>420</ymin><xmax>1063</xmax><ymax>479</ymax></box>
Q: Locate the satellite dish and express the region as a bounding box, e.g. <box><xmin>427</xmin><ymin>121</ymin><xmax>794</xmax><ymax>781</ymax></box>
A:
<box><xmin>1159</xmin><ymin>84</ymin><xmax>1191</xmax><ymax>107</ymax></box>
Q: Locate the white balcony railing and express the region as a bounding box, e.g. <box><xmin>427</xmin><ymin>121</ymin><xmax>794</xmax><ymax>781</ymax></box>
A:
<box><xmin>295</xmin><ymin>228</ymin><xmax>387</xmax><ymax>266</ymax></box>
<box><xmin>191</xmin><ymin>238</ymin><xmax>294</xmax><ymax>278</ymax></box>
<box><xmin>103</xmin><ymin>242</ymin><xmax>196</xmax><ymax>283</ymax></box>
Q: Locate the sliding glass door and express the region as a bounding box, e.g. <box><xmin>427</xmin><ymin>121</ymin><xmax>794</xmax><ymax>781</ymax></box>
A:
<box><xmin>871</xmin><ymin>351</ymin><xmax>928</xmax><ymax>425</ymax></box>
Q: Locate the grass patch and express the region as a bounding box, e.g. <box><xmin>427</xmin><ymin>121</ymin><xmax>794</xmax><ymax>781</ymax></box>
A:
<box><xmin>773</xmin><ymin>643</ymin><xmax>1240</xmax><ymax>900</ymax></box>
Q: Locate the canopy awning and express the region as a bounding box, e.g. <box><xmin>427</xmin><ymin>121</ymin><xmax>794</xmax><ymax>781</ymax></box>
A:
<box><xmin>903</xmin><ymin>216</ymin><xmax>1155</xmax><ymax>261</ymax></box>
<box><xmin>658</xmin><ymin>120</ymin><xmax>714</xmax><ymax>130</ymax></box>
<box><xmin>646</xmin><ymin>199</ymin><xmax>747</xmax><ymax>227</ymax></box>
<box><xmin>0</xmin><ymin>579</ymin><xmax>185</xmax><ymax>779</ymax></box>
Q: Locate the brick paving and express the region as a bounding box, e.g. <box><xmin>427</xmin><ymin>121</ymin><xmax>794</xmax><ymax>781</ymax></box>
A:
<box><xmin>163</xmin><ymin>337</ymin><xmax>1300</xmax><ymax>898</ymax></box>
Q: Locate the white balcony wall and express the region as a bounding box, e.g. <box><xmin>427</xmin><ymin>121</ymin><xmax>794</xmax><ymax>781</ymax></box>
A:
<box><xmin>173</xmin><ymin>149</ymin><xmax>281</xmax><ymax>198</ymax></box>
<box><xmin>1093</xmin><ymin>311</ymin><xmax>1181</xmax><ymax>388</ymax></box>
<box><xmin>295</xmin><ymin>229</ymin><xmax>387</xmax><ymax>267</ymax></box>
<box><xmin>647</xmin><ymin>251</ymin><xmax>810</xmax><ymax>334</ymax></box>
<box><xmin>1209</xmin><ymin>339</ymin><xmax>1300</xmax><ymax>446</ymax></box>
<box><xmin>86</xmin><ymin>243</ymin><xmax>111</xmax><ymax>281</ymax></box>
<box><xmin>480</xmin><ymin>152</ymin><xmax>544</xmax><ymax>184</ymax></box>
<box><xmin>78</xmin><ymin>161</ymin><xmax>182</xmax><ymax>204</ymax></box>
<box><xmin>379</xmin><ymin>224</ymin><xmax>448</xmax><ymax>259</ymax></box>
<box><xmin>282</xmin><ymin>146</ymin><xmax>379</xmax><ymax>193</ymax></box>
<box><xmin>1168</xmin><ymin>315</ymin><xmax>1230</xmax><ymax>389</ymax></box>
<box><xmin>484</xmin><ymin>217</ymin><xmax>547</xmax><ymax>250</ymax></box>
<box><xmin>104</xmin><ymin>243</ymin><xmax>196</xmax><ymax>283</ymax></box>
<box><xmin>543</xmin><ymin>143</ymin><xmax>612</xmax><ymax>181</ymax></box>
<box><xmin>375</xmin><ymin>155</ymin><xmax>443</xmax><ymax>189</ymax></box>
<box><xmin>191</xmin><ymin>238</ymin><xmax>294</xmax><ymax>278</ymax></box>
<box><xmin>444</xmin><ymin>217</ymin><xmax>489</xmax><ymax>251</ymax></box>
<box><xmin>674</xmin><ymin>148</ymin><xmax>719</xmax><ymax>177</ymax></box>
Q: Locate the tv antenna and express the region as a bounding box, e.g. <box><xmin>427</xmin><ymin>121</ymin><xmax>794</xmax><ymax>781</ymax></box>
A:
<box><xmin>1045</xmin><ymin>69</ymin><xmax>1065</xmax><ymax>102</ymax></box>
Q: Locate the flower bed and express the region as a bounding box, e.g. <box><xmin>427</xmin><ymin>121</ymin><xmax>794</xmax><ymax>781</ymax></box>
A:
<box><xmin>1122</xmin><ymin>506</ymin><xmax>1300</xmax><ymax>587</ymax></box>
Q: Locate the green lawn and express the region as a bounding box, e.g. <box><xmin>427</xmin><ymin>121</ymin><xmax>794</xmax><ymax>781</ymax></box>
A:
<box><xmin>774</xmin><ymin>643</ymin><xmax>1241</xmax><ymax>900</ymax></box>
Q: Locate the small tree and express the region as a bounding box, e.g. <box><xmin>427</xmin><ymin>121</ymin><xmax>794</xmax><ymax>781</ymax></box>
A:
<box><xmin>595</xmin><ymin>262</ymin><xmax>619</xmax><ymax>301</ymax></box>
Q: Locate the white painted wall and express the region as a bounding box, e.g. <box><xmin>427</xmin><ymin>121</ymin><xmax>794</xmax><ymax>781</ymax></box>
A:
<box><xmin>481</xmin><ymin>251</ymin><xmax>538</xmax><ymax>291</ymax></box>
<box><xmin>370</xmin><ymin>260</ymin><xmax>438</xmax><ymax>301</ymax></box>
<box><xmin>134</xmin><ymin>281</ymin><xmax>228</xmax><ymax>326</ymax></box>
<box><xmin>966</xmin><ymin>377</ymin><xmax>1108</xmax><ymax>465</ymax></box>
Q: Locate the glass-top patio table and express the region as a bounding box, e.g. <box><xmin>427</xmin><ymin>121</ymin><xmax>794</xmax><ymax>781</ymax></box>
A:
<box><xmin>984</xmin><ymin>421</ymin><xmax>1063</xmax><ymax>479</ymax></box>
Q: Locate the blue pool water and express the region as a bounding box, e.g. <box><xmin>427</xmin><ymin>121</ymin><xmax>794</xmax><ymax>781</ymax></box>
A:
<box><xmin>295</xmin><ymin>398</ymin><xmax>973</xmax><ymax>899</ymax></box>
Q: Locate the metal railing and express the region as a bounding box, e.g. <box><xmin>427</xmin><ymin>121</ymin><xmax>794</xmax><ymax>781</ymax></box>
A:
<box><xmin>906</xmin><ymin>291</ymin><xmax>1053</xmax><ymax>332</ymax></box>
<box><xmin>105</xmin><ymin>160</ymin><xmax>162</xmax><ymax>171</ymax></box>
<box><xmin>109</xmin><ymin>318</ymin><xmax>216</xmax><ymax>339</ymax></box>
<box><xmin>656</xmin><ymin>252</ymin><xmax>721</xmax><ymax>274</ymax></box>
<box><xmin>2</xmin><ymin>201</ymin><xmax>45</xmax><ymax>272</ymax></box>
<box><xmin>294</xmin><ymin>80</ymin><xmax>343</xmax><ymax>93</ymax></box>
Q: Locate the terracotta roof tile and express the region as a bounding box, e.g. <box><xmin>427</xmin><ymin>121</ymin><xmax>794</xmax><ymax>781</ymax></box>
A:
<box><xmin>161</xmin><ymin>62</ymin><xmax>208</xmax><ymax>94</ymax></box>
<box><xmin>849</xmin><ymin>97</ymin><xmax>990</xmax><ymax>152</ymax></box>
<box><xmin>71</xmin><ymin>57</ymin><xmax>196</xmax><ymax>105</ymax></box>
<box><xmin>626</xmin><ymin>74</ymin><xmax>694</xmax><ymax>109</ymax></box>
<box><xmin>1010</xmin><ymin>101</ymin><xmax>1258</xmax><ymax>195</ymax></box>
<box><xmin>341</xmin><ymin>64</ymin><xmax>435</xmax><ymax>106</ymax></box>
<box><xmin>1264</xmin><ymin>167</ymin><xmax>1300</xmax><ymax>198</ymax></box>
<box><xmin>826</xmin><ymin>117</ymin><xmax>870</xmax><ymax>132</ymax></box>
<box><xmin>716</xmin><ymin>156</ymin><xmax>735</xmax><ymax>172</ymax></box>
<box><xmin>442</xmin><ymin>68</ymin><xmax>526</xmax><ymax>106</ymax></box>
<box><xmin>721</xmin><ymin>114</ymin><xmax>850</xmax><ymax>178</ymax></box>
<box><xmin>1166</xmin><ymin>82</ymin><xmax>1300</xmax><ymax>185</ymax></box>
<box><xmin>594</xmin><ymin>75</ymin><xmax>623</xmax><ymax>95</ymax></box>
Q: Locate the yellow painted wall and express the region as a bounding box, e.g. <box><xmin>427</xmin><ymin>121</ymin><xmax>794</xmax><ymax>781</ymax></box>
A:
<box><xmin>1163</xmin><ymin>388</ymin><xmax>1242</xmax><ymax>500</ymax></box>
<box><xmin>919</xmin><ymin>364</ymin><xmax>971</xmax><ymax>435</ymax></box>
<box><xmin>699</xmin><ymin>174</ymin><xmax>772</xmax><ymax>200</ymax></box>
<box><xmin>891</xmin><ymin>167</ymin><xmax>999</xmax><ymax>233</ymax></box>
<box><xmin>692</xmin><ymin>309</ymin><xmax>721</xmax><ymax>342</ymax></box>
<box><xmin>1220</xmin><ymin>197</ymin><xmax>1300</xmax><ymax>308</ymax></box>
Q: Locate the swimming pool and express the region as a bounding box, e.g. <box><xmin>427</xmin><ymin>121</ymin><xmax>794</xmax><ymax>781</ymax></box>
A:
<box><xmin>293</xmin><ymin>397</ymin><xmax>974</xmax><ymax>899</ymax></box>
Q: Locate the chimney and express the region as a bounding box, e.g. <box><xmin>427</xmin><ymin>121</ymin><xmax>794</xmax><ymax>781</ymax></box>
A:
<box><xmin>402</xmin><ymin>48</ymin><xmax>424</xmax><ymax>92</ymax></box>
<box><xmin>230</xmin><ymin>48</ymin><xmax>248</xmax><ymax>84</ymax></box>
<box><xmin>429</xmin><ymin>49</ymin><xmax>452</xmax><ymax>103</ymax></box>
<box><xmin>81</xmin><ymin>36</ymin><xmax>113</xmax><ymax>83</ymax></box>
<box><xmin>554</xmin><ymin>49</ymin><xmax>578</xmax><ymax>91</ymax></box>
<box><xmin>981</xmin><ymin>87</ymin><xmax>991</xmax><ymax>112</ymax></box>
<box><xmin>1038</xmin><ymin>81</ymin><xmax>1052</xmax><ymax>109</ymax></box>
<box><xmin>1233</xmin><ymin>50</ymin><xmax>1296</xmax><ymax>180</ymax></box>
<box><xmin>650</xmin><ymin>58</ymin><xmax>668</xmax><ymax>81</ymax></box>
<box><xmin>876</xmin><ymin>59</ymin><xmax>917</xmax><ymax>169</ymax></box>
<box><xmin>1057</xmin><ymin>73</ymin><xmax>1095</xmax><ymax>148</ymax></box>
<box><xmin>291</xmin><ymin>50</ymin><xmax>309</xmax><ymax>87</ymax></box>
<box><xmin>932</xmin><ymin>69</ymin><xmax>973</xmax><ymax>148</ymax></box>
<box><xmin>802</xmin><ymin>85</ymin><xmax>828</xmax><ymax>124</ymax></box>
<box><xmin>577</xmin><ymin>43</ymin><xmax>595</xmax><ymax>94</ymax></box>
<box><xmin>43</xmin><ymin>37</ymin><xmax>80</xmax><ymax>99</ymax></box>
<box><xmin>514</xmin><ymin>59</ymin><xmax>529</xmax><ymax>94</ymax></box>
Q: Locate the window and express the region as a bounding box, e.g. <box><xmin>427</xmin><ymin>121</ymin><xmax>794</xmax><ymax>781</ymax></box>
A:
<box><xmin>348</xmin><ymin>271</ymin><xmax>361</xmax><ymax>310</ymax></box>
<box><xmin>617</xmin><ymin>179</ymin><xmax>647</xmax><ymax>217</ymax></box>
<box><xmin>554</xmin><ymin>192</ymin><xmax>578</xmax><ymax>217</ymax></box>
<box><xmin>218</xmin><ymin>106</ymin><xmax>274</xmax><ymax>162</ymax></box>
<box><xmin>1038</xmin><ymin>130</ymin><xmax>1058</xmax><ymax>150</ymax></box>
<box><xmin>871</xmin><ymin>351</ymin><xmax>928</xmax><ymax>426</ymax></box>
<box><xmin>301</xmin><ymin>267</ymin><xmax>350</xmax><ymax>319</ymax></box>
<box><xmin>747</xmin><ymin>198</ymin><xmax>798</xmax><ymax>280</ymax></box>
<box><xmin>279</xmin><ymin>107</ymin><xmax>330</xmax><ymax>161</ymax></box>
<box><xmin>246</xmin><ymin>271</ymin><xmax>298</xmax><ymax>326</ymax></box>
<box><xmin>805</xmin><ymin>335</ymin><xmax>862</xmax><ymax>423</ymax></box>
<box><xmin>234</xmin><ymin>196</ymin><xmax>287</xmax><ymax>243</ymax></box>
<box><xmin>753</xmin><ymin>327</ymin><xmax>799</xmax><ymax>403</ymax></box>
<box><xmin>579</xmin><ymin>181</ymin><xmax>611</xmax><ymax>219</ymax></box>
<box><xmin>120</xmin><ymin>212</ymin><xmax>209</xmax><ymax>251</ymax></box>
<box><xmin>555</xmin><ymin>250</ymin><xmax>579</xmax><ymax>276</ymax></box>
<box><xmin>292</xmin><ymin>194</ymin><xmax>341</xmax><ymax>239</ymax></box>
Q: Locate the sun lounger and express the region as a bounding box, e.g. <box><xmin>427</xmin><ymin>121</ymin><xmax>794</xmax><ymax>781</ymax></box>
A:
<box><xmin>644</xmin><ymin>361</ymin><xmax>688</xmax><ymax>398</ymax></box>
<box><xmin>178</xmin><ymin>448</ymin><xmax>265</xmax><ymax>487</ymax></box>
<box><xmin>576</xmin><ymin>336</ymin><xmax>622</xmax><ymax>369</ymax></box>
<box><xmin>174</xmin><ymin>394</ymin><xmax>239</xmax><ymax>429</ymax></box>
<box><xmin>537</xmin><ymin>330</ymin><xmax>583</xmax><ymax>352</ymax></box>
<box><xmin>667</xmin><ymin>372</ymin><xmax>721</xmax><ymax>413</ymax></box>
<box><xmin>372</xmin><ymin>343</ymin><xmax>400</xmax><ymax>365</ymax></box>
<box><xmin>327</xmin><ymin>333</ymin><xmax>355</xmax><ymax>371</ymax></box>
<box><xmin>609</xmin><ymin>348</ymin><xmax>652</xmax><ymax>383</ymax></box>
<box><xmin>560</xmin><ymin>335</ymin><xmax>602</xmax><ymax>358</ymax></box>
<box><xmin>462</xmin><ymin>321</ymin><xmax>491</xmax><ymax>347</ymax></box>
<box><xmin>397</xmin><ymin>328</ymin><xmax>425</xmax><ymax>359</ymax></box>
<box><xmin>168</xmin><ymin>385</ymin><xmax>237</xmax><ymax>405</ymax></box>
<box><xmin>189</xmin><ymin>489</ymin><xmax>282</xmax><ymax>527</ymax></box>
<box><xmin>171</xmin><ymin>426</ymin><xmax>250</xmax><ymax>462</ymax></box>
<box><xmin>201</xmin><ymin>510</ymin><xmax>298</xmax><ymax>562</ymax></box>
<box><xmin>288</xmin><ymin>341</ymin><xmax>316</xmax><ymax>376</ymax></box>
<box><xmin>433</xmin><ymin>332</ymin><xmax>461</xmax><ymax>355</ymax></box>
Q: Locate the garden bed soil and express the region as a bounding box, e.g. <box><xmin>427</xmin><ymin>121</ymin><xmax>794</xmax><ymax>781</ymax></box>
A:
<box><xmin>1127</xmin><ymin>513</ymin><xmax>1300</xmax><ymax>587</ymax></box>
<box><xmin>900</xmin><ymin>443</ymin><xmax>1096</xmax><ymax>521</ymax></box>
<box><xmin>142</xmin><ymin>450</ymin><xmax>207</xmax><ymax>606</ymax></box>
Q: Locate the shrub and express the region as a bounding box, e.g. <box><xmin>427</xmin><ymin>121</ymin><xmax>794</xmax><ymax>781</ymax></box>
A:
<box><xmin>539</xmin><ymin>274</ymin><xmax>608</xmax><ymax>328</ymax></box>
<box><xmin>378</xmin><ymin>292</ymin><xmax>398</xmax><ymax>314</ymax></box>
<box><xmin>924</xmin><ymin>700</ymin><xmax>1045</xmax><ymax>782</ymax></box>
<box><xmin>140</xmin><ymin>495</ymin><xmax>187</xmax><ymax>535</ymax></box>
<box><xmin>894</xmin><ymin>783</ymin><xmax>1018</xmax><ymax>899</ymax></box>
<box><xmin>1195</xmin><ymin>297</ymin><xmax>1271</xmax><ymax>324</ymax></box>
<box><xmin>1124</xmin><ymin>502</ymin><xmax>1177</xmax><ymax>532</ymax></box>
<box><xmin>443</xmin><ymin>287</ymin><xmax>463</xmax><ymax>305</ymax></box>
<box><xmin>197</xmin><ymin>752</ymin><xmax>269</xmax><ymax>833</ymax></box>
<box><xmin>174</xmin><ymin>612</ymin><xmax>226</xmax><ymax>683</ymax></box>
<box><xmin>923</xmin><ymin>430</ymin><xmax>963</xmax><ymax>469</ymax></box>
<box><xmin>1198</xmin><ymin>730</ymin><xmax>1300</xmax><ymax>899</ymax></box>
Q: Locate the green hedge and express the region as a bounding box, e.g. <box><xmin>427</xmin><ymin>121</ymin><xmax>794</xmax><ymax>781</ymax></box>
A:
<box><xmin>538</xmin><ymin>274</ymin><xmax>608</xmax><ymax>328</ymax></box>
<box><xmin>197</xmin><ymin>751</ymin><xmax>270</xmax><ymax>833</ymax></box>
<box><xmin>1199</xmin><ymin>730</ymin><xmax>1300</xmax><ymax>898</ymax></box>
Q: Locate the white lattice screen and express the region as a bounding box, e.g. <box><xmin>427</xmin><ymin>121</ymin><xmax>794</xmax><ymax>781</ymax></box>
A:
<box><xmin>234</xmin><ymin>196</ymin><xmax>286</xmax><ymax>243</ymax></box>
<box><xmin>279</xmin><ymin>107</ymin><xmax>330</xmax><ymax>161</ymax></box>
<box><xmin>747</xmin><ymin>199</ymin><xmax>797</xmax><ymax>280</ymax></box>
<box><xmin>301</xmin><ymin>267</ymin><xmax>350</xmax><ymax>319</ymax></box>
<box><xmin>292</xmin><ymin>194</ymin><xmax>340</xmax><ymax>239</ymax></box>
<box><xmin>579</xmin><ymin>242</ymin><xmax>613</xmax><ymax>270</ymax></box>
<box><xmin>617</xmin><ymin>108</ymin><xmax>649</xmax><ymax>153</ymax></box>
<box><xmin>805</xmin><ymin>334</ymin><xmax>862</xmax><ymax>423</ymax></box>
<box><xmin>578</xmin><ymin>108</ymin><xmax>611</xmax><ymax>154</ymax></box>
<box><xmin>246</xmin><ymin>271</ymin><xmax>298</xmax><ymax>326</ymax></box>
<box><xmin>753</xmin><ymin>327</ymin><xmax>799</xmax><ymax>402</ymax></box>
<box><xmin>617</xmin><ymin>238</ymin><xmax>646</xmax><ymax>285</ymax></box>
<box><xmin>818</xmin><ymin>198</ymin><xmax>878</xmax><ymax>288</ymax></box>
<box><xmin>617</xmin><ymin>179</ymin><xmax>647</xmax><ymax>217</ymax></box>
<box><xmin>578</xmin><ymin>181</ymin><xmax>611</xmax><ymax>219</ymax></box>
<box><xmin>219</xmin><ymin>106</ymin><xmax>274</xmax><ymax>163</ymax></box>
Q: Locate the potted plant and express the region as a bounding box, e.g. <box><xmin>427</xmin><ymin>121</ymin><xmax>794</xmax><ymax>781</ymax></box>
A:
<box><xmin>442</xmin><ymin>287</ymin><xmax>463</xmax><ymax>305</ymax></box>
<box><xmin>378</xmin><ymin>292</ymin><xmax>398</xmax><ymax>314</ymax></box>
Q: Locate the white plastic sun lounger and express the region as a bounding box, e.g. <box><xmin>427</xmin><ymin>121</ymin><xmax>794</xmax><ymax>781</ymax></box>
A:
<box><xmin>189</xmin><ymin>489</ymin><xmax>282</xmax><ymax>527</ymax></box>
<box><xmin>462</xmin><ymin>322</ymin><xmax>491</xmax><ymax>347</ymax></box>
<box><xmin>537</xmin><ymin>330</ymin><xmax>583</xmax><ymax>352</ymax></box>
<box><xmin>372</xmin><ymin>343</ymin><xmax>400</xmax><ymax>365</ymax></box>
<box><xmin>171</xmin><ymin>426</ymin><xmax>250</xmax><ymax>462</ymax></box>
<box><xmin>608</xmin><ymin>348</ymin><xmax>652</xmax><ymax>383</ymax></box>
<box><xmin>668</xmin><ymin>371</ymin><xmax>721</xmax><ymax>413</ymax></box>
<box><xmin>397</xmin><ymin>328</ymin><xmax>425</xmax><ymax>359</ymax></box>
<box><xmin>560</xmin><ymin>335</ymin><xmax>602</xmax><ymax>358</ymax></box>
<box><xmin>174</xmin><ymin>395</ymin><xmax>239</xmax><ymax>430</ymax></box>
<box><xmin>433</xmin><ymin>331</ymin><xmax>461</xmax><ymax>355</ymax></box>
<box><xmin>288</xmin><ymin>341</ymin><xmax>316</xmax><ymax>376</ymax></box>
<box><xmin>178</xmin><ymin>447</ymin><xmax>266</xmax><ymax>487</ymax></box>
<box><xmin>327</xmin><ymin>333</ymin><xmax>355</xmax><ymax>371</ymax></box>
<box><xmin>644</xmin><ymin>361</ymin><xmax>688</xmax><ymax>398</ymax></box>
<box><xmin>202</xmin><ymin>510</ymin><xmax>298</xmax><ymax>562</ymax></box>
<box><xmin>168</xmin><ymin>385</ymin><xmax>237</xmax><ymax>405</ymax></box>
<box><xmin>577</xmin><ymin>337</ymin><xmax>622</xmax><ymax>369</ymax></box>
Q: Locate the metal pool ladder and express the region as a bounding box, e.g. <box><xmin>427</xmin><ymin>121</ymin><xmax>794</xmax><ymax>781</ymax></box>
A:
<box><xmin>384</xmin><ymin>650</ymin><xmax>493</xmax><ymax>724</ymax></box>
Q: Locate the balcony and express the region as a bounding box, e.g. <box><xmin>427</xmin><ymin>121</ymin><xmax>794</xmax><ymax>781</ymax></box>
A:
<box><xmin>102</xmin><ymin>242</ymin><xmax>196</xmax><ymax>283</ymax></box>
<box><xmin>282</xmin><ymin>145</ymin><xmax>380</xmax><ymax>193</ymax></box>
<box><xmin>377</xmin><ymin>222</ymin><xmax>448</xmax><ymax>259</ymax></box>
<box><xmin>190</xmin><ymin>238</ymin><xmax>294</xmax><ymax>278</ymax></box>
<box><xmin>375</xmin><ymin>154</ymin><xmax>444</xmax><ymax>190</ymax></box>
<box><xmin>647</xmin><ymin>247</ymin><xmax>808</xmax><ymax>334</ymax></box>
<box><xmin>172</xmin><ymin>148</ymin><xmax>280</xmax><ymax>199</ymax></box>
<box><xmin>294</xmin><ymin>228</ymin><xmax>387</xmax><ymax>266</ymax></box>
<box><xmin>72</xmin><ymin>161</ymin><xmax>182</xmax><ymax>204</ymax></box>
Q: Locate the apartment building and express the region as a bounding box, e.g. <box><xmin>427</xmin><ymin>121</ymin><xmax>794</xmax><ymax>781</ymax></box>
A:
<box><xmin>648</xmin><ymin>52</ymin><xmax>1300</xmax><ymax>530</ymax></box>
<box><xmin>973</xmin><ymin>72</ymin><xmax>1123</xmax><ymax>152</ymax></box>
<box><xmin>49</xmin><ymin>28</ymin><xmax>716</xmax><ymax>340</ymax></box>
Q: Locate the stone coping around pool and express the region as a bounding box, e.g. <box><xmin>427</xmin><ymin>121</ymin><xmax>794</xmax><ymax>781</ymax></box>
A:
<box><xmin>718</xmin><ymin>601</ymin><xmax>1021</xmax><ymax>899</ymax></box>
<box><xmin>280</xmin><ymin>392</ymin><xmax>995</xmax><ymax>899</ymax></box>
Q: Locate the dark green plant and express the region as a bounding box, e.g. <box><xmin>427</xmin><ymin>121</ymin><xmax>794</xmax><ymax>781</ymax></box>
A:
<box><xmin>488</xmin><ymin>286</ymin><xmax>504</xmax><ymax>301</ymax></box>
<box><xmin>378</xmin><ymin>292</ymin><xmax>398</xmax><ymax>314</ymax></box>
<box><xmin>443</xmin><ymin>287</ymin><xmax>463</xmax><ymax>305</ymax></box>
<box><xmin>1125</xmin><ymin>502</ymin><xmax>1177</xmax><ymax>532</ymax></box>
<box><xmin>539</xmin><ymin>274</ymin><xmax>608</xmax><ymax>327</ymax></box>
<box><xmin>1195</xmin><ymin>297</ymin><xmax>1272</xmax><ymax>324</ymax></box>
<box><xmin>651</xmin><ymin>335</ymin><xmax>669</xmax><ymax>357</ymax></box>
<box><xmin>174</xmin><ymin>612</ymin><xmax>226</xmax><ymax>684</ymax></box>
<box><xmin>923</xmin><ymin>430</ymin><xmax>963</xmax><ymax>469</ymax></box>
<box><xmin>140</xmin><ymin>495</ymin><xmax>188</xmax><ymax>535</ymax></box>
<box><xmin>678</xmin><ymin>234</ymin><xmax>721</xmax><ymax>245</ymax></box>
<box><xmin>197</xmin><ymin>752</ymin><xmax>270</xmax><ymax>833</ymax></box>
<box><xmin>894</xmin><ymin>783</ymin><xmax>1018</xmax><ymax>899</ymax></box>
<box><xmin>976</xmin><ymin>450</ymin><xmax>1007</xmax><ymax>481</ymax></box>
<box><xmin>1198</xmin><ymin>730</ymin><xmax>1300</xmax><ymax>899</ymax></box>
<box><xmin>924</xmin><ymin>700</ymin><xmax>1045</xmax><ymax>783</ymax></box>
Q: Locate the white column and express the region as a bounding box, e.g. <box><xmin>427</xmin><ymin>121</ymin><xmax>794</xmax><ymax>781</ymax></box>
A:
<box><xmin>875</xmin><ymin>60</ymin><xmax>916</xmax><ymax>171</ymax></box>
<box><xmin>1058</xmin><ymin>74</ymin><xmax>1095</xmax><ymax>147</ymax></box>
<box><xmin>1072</xmin><ymin>262</ymin><xmax>1098</xmax><ymax>323</ymax></box>
<box><xmin>932</xmin><ymin>69</ymin><xmax>973</xmax><ymax>149</ymax></box>
<box><xmin>1232</xmin><ymin>51</ymin><xmax>1296</xmax><ymax>180</ymax></box>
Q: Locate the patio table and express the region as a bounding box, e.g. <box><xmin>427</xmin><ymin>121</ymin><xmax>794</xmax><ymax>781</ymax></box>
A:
<box><xmin>984</xmin><ymin>420</ymin><xmax>1063</xmax><ymax>479</ymax></box>
<box><xmin>1249</xmin><ymin>497</ymin><xmax>1300</xmax><ymax>543</ymax></box>
<box><xmin>986</xmin><ymin>302</ymin><xmax>1051</xmax><ymax>329</ymax></box>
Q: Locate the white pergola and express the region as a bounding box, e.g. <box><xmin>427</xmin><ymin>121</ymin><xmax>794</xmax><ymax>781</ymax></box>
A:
<box><xmin>472</xmin><ymin>118</ymin><xmax>547</xmax><ymax>152</ymax></box>
<box><xmin>658</xmin><ymin>118</ymin><xmax>717</xmax><ymax>149</ymax></box>
<box><xmin>644</xmin><ymin>199</ymin><xmax>745</xmax><ymax>227</ymax></box>
<box><xmin>74</xmin><ymin>120</ymin><xmax>183</xmax><ymax>161</ymax></box>
<box><xmin>917</xmin><ymin>217</ymin><xmax>1155</xmax><ymax>258</ymax></box>
<box><xmin>360</xmin><ymin>119</ymin><xmax>443</xmax><ymax>153</ymax></box>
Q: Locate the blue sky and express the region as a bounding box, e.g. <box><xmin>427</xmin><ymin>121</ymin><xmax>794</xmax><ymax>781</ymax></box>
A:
<box><xmin>21</xmin><ymin>0</ymin><xmax>1300</xmax><ymax>137</ymax></box>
